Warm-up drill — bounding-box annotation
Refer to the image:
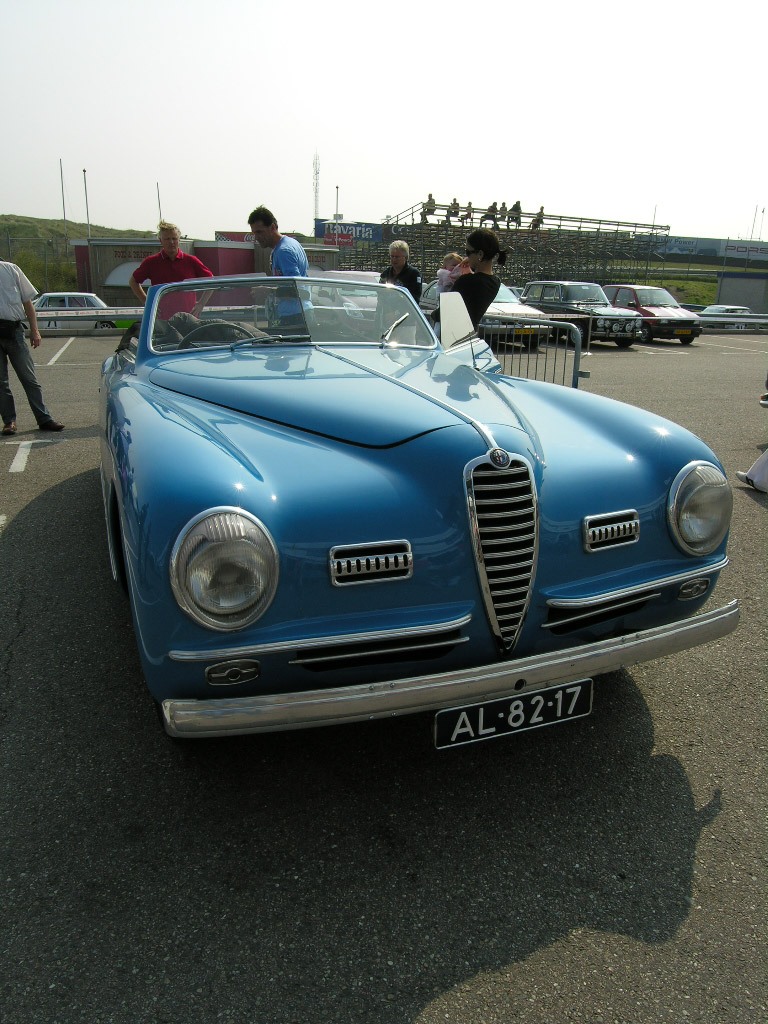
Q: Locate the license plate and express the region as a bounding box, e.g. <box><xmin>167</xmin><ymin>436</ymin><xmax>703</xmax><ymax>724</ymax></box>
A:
<box><xmin>434</xmin><ymin>679</ymin><xmax>593</xmax><ymax>749</ymax></box>
<box><xmin>675</xmin><ymin>329</ymin><xmax>691</xmax><ymax>335</ymax></box>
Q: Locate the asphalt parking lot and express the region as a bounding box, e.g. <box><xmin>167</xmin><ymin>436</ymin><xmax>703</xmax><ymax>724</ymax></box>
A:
<box><xmin>0</xmin><ymin>329</ymin><xmax>765</xmax><ymax>1024</ymax></box>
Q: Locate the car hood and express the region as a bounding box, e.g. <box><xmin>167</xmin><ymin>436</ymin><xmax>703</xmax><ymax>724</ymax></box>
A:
<box><xmin>569</xmin><ymin>302</ymin><xmax>640</xmax><ymax>316</ymax></box>
<box><xmin>146</xmin><ymin>345</ymin><xmax>531</xmax><ymax>448</ymax></box>
<box><xmin>482</xmin><ymin>300</ymin><xmax>543</xmax><ymax>319</ymax></box>
<box><xmin>640</xmin><ymin>306</ymin><xmax>699</xmax><ymax>320</ymax></box>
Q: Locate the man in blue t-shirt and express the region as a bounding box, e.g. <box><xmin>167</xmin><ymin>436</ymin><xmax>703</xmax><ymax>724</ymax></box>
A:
<box><xmin>247</xmin><ymin>206</ymin><xmax>309</xmax><ymax>326</ymax></box>
<box><xmin>248</xmin><ymin>206</ymin><xmax>308</xmax><ymax>277</ymax></box>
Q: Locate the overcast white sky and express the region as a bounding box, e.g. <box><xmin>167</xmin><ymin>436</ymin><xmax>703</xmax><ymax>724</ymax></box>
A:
<box><xmin>4</xmin><ymin>0</ymin><xmax>765</xmax><ymax>241</ymax></box>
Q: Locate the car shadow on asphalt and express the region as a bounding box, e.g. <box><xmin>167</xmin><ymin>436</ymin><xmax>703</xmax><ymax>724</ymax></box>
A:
<box><xmin>0</xmin><ymin>468</ymin><xmax>723</xmax><ymax>1024</ymax></box>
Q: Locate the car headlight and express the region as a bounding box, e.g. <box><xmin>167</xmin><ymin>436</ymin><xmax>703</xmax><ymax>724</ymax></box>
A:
<box><xmin>612</xmin><ymin>321</ymin><xmax>621</xmax><ymax>332</ymax></box>
<box><xmin>668</xmin><ymin>462</ymin><xmax>732</xmax><ymax>556</ymax></box>
<box><xmin>170</xmin><ymin>508</ymin><xmax>279</xmax><ymax>631</ymax></box>
<box><xmin>596</xmin><ymin>317</ymin><xmax>605</xmax><ymax>327</ymax></box>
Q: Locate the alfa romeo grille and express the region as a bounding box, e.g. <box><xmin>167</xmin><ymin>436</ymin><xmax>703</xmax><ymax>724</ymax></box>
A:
<box><xmin>583</xmin><ymin>510</ymin><xmax>640</xmax><ymax>552</ymax></box>
<box><xmin>329</xmin><ymin>540</ymin><xmax>413</xmax><ymax>586</ymax></box>
<box><xmin>468</xmin><ymin>458</ymin><xmax>537</xmax><ymax>650</ymax></box>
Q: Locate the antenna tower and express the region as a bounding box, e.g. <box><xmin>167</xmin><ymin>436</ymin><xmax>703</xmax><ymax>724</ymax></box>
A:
<box><xmin>313</xmin><ymin>151</ymin><xmax>320</xmax><ymax>220</ymax></box>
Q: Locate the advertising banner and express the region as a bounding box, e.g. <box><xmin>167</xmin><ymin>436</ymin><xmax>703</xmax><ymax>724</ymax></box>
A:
<box><xmin>314</xmin><ymin>220</ymin><xmax>383</xmax><ymax>244</ymax></box>
<box><xmin>662</xmin><ymin>236</ymin><xmax>768</xmax><ymax>262</ymax></box>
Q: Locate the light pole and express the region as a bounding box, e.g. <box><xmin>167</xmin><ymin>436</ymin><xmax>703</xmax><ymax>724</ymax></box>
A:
<box><xmin>83</xmin><ymin>169</ymin><xmax>91</xmax><ymax>238</ymax></box>
<box><xmin>59</xmin><ymin>158</ymin><xmax>67</xmax><ymax>246</ymax></box>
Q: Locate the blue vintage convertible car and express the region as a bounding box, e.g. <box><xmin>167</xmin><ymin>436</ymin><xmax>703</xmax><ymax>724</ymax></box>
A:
<box><xmin>99</xmin><ymin>275</ymin><xmax>739</xmax><ymax>745</ymax></box>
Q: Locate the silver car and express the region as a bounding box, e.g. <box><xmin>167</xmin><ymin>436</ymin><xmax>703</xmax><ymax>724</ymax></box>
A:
<box><xmin>420</xmin><ymin>281</ymin><xmax>550</xmax><ymax>349</ymax></box>
<box><xmin>33</xmin><ymin>292</ymin><xmax>115</xmax><ymax>330</ymax></box>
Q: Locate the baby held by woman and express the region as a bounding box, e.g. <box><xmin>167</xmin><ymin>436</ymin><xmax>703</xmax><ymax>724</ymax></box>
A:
<box><xmin>436</xmin><ymin>252</ymin><xmax>471</xmax><ymax>294</ymax></box>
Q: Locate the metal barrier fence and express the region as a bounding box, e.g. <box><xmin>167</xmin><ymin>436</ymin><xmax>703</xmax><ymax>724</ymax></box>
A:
<box><xmin>481</xmin><ymin>320</ymin><xmax>585</xmax><ymax>389</ymax></box>
<box><xmin>699</xmin><ymin>314</ymin><xmax>768</xmax><ymax>333</ymax></box>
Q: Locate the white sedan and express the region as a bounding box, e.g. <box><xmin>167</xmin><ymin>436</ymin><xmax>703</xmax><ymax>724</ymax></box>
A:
<box><xmin>33</xmin><ymin>292</ymin><xmax>115</xmax><ymax>329</ymax></box>
<box><xmin>420</xmin><ymin>281</ymin><xmax>549</xmax><ymax>349</ymax></box>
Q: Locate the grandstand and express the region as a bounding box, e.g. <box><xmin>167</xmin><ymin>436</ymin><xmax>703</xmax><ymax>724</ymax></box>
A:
<box><xmin>337</xmin><ymin>200</ymin><xmax>670</xmax><ymax>286</ymax></box>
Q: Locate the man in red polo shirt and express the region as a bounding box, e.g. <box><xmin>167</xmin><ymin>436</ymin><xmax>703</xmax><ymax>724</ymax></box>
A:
<box><xmin>129</xmin><ymin>221</ymin><xmax>213</xmax><ymax>318</ymax></box>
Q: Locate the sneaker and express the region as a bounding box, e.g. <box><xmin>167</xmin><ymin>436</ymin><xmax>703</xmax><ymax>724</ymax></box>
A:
<box><xmin>38</xmin><ymin>420</ymin><xmax>65</xmax><ymax>432</ymax></box>
<box><xmin>2</xmin><ymin>421</ymin><xmax>16</xmax><ymax>435</ymax></box>
<box><xmin>760</xmin><ymin>394</ymin><xmax>768</xmax><ymax>408</ymax></box>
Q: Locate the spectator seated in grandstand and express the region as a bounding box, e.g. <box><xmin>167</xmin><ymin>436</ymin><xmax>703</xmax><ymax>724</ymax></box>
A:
<box><xmin>480</xmin><ymin>202</ymin><xmax>499</xmax><ymax>229</ymax></box>
<box><xmin>530</xmin><ymin>206</ymin><xmax>545</xmax><ymax>231</ymax></box>
<box><xmin>420</xmin><ymin>193</ymin><xmax>437</xmax><ymax>223</ymax></box>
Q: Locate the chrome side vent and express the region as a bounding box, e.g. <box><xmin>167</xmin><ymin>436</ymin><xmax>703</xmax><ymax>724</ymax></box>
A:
<box><xmin>583</xmin><ymin>510</ymin><xmax>639</xmax><ymax>552</ymax></box>
<box><xmin>467</xmin><ymin>456</ymin><xmax>537</xmax><ymax>651</ymax></box>
<box><xmin>330</xmin><ymin>540</ymin><xmax>413</xmax><ymax>586</ymax></box>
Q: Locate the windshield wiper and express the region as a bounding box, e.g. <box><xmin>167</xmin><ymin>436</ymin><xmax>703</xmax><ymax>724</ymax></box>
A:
<box><xmin>380</xmin><ymin>313</ymin><xmax>410</xmax><ymax>344</ymax></box>
<box><xmin>230</xmin><ymin>334</ymin><xmax>312</xmax><ymax>350</ymax></box>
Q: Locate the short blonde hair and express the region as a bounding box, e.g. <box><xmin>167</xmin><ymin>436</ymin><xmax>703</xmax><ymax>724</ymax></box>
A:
<box><xmin>389</xmin><ymin>239</ymin><xmax>409</xmax><ymax>258</ymax></box>
<box><xmin>158</xmin><ymin>220</ymin><xmax>180</xmax><ymax>238</ymax></box>
<box><xmin>443</xmin><ymin>252</ymin><xmax>462</xmax><ymax>265</ymax></box>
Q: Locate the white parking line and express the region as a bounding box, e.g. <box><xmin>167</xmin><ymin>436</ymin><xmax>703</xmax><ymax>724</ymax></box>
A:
<box><xmin>696</xmin><ymin>340</ymin><xmax>768</xmax><ymax>353</ymax></box>
<box><xmin>4</xmin><ymin>439</ymin><xmax>54</xmax><ymax>473</ymax></box>
<box><xmin>47</xmin><ymin>337</ymin><xmax>76</xmax><ymax>365</ymax></box>
<box><xmin>0</xmin><ymin>514</ymin><xmax>6</xmax><ymax>533</ymax></box>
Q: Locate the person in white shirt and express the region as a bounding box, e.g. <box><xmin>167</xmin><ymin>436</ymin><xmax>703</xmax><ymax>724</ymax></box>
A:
<box><xmin>0</xmin><ymin>260</ymin><xmax>63</xmax><ymax>435</ymax></box>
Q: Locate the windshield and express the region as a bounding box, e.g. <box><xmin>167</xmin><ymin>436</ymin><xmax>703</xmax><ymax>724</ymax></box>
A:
<box><xmin>148</xmin><ymin>277</ymin><xmax>436</xmax><ymax>352</ymax></box>
<box><xmin>494</xmin><ymin>283</ymin><xmax>522</xmax><ymax>303</ymax></box>
<box><xmin>563</xmin><ymin>284</ymin><xmax>608</xmax><ymax>302</ymax></box>
<box><xmin>635</xmin><ymin>288</ymin><xmax>679</xmax><ymax>307</ymax></box>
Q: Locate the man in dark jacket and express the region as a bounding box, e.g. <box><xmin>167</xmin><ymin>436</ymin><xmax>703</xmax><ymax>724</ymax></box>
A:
<box><xmin>379</xmin><ymin>240</ymin><xmax>422</xmax><ymax>302</ymax></box>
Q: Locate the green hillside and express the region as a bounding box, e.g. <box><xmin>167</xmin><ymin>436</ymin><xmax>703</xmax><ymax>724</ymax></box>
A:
<box><xmin>0</xmin><ymin>213</ymin><xmax>154</xmax><ymax>241</ymax></box>
<box><xmin>1</xmin><ymin>214</ymin><xmax>156</xmax><ymax>291</ymax></box>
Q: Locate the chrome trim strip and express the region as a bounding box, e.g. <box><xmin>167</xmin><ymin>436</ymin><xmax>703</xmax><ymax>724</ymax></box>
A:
<box><xmin>290</xmin><ymin>635</ymin><xmax>469</xmax><ymax>665</ymax></box>
<box><xmin>545</xmin><ymin>558</ymin><xmax>729</xmax><ymax>608</ymax></box>
<box><xmin>169</xmin><ymin>613</ymin><xmax>473</xmax><ymax>662</ymax></box>
<box><xmin>162</xmin><ymin>601</ymin><xmax>739</xmax><ymax>738</ymax></box>
<box><xmin>541</xmin><ymin>593</ymin><xmax>663</xmax><ymax>630</ymax></box>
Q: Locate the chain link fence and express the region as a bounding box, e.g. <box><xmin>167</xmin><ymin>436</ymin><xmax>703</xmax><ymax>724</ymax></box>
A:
<box><xmin>3</xmin><ymin>236</ymin><xmax>78</xmax><ymax>292</ymax></box>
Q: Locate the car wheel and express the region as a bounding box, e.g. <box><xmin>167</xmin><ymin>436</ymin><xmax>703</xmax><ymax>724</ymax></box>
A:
<box><xmin>98</xmin><ymin>321</ymin><xmax>116</xmax><ymax>330</ymax></box>
<box><xmin>639</xmin><ymin>324</ymin><xmax>653</xmax><ymax>343</ymax></box>
<box><xmin>568</xmin><ymin>324</ymin><xmax>584</xmax><ymax>348</ymax></box>
<box><xmin>680</xmin><ymin>336</ymin><xmax>694</xmax><ymax>345</ymax></box>
<box><xmin>614</xmin><ymin>337</ymin><xmax>634</xmax><ymax>349</ymax></box>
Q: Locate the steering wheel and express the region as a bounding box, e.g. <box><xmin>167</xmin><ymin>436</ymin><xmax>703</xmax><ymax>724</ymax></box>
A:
<box><xmin>177</xmin><ymin>321</ymin><xmax>256</xmax><ymax>349</ymax></box>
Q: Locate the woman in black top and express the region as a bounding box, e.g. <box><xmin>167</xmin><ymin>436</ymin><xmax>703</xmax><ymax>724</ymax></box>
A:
<box><xmin>449</xmin><ymin>228</ymin><xmax>507</xmax><ymax>328</ymax></box>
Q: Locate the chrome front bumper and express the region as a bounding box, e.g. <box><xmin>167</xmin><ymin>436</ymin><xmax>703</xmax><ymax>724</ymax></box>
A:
<box><xmin>162</xmin><ymin>600</ymin><xmax>739</xmax><ymax>738</ymax></box>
